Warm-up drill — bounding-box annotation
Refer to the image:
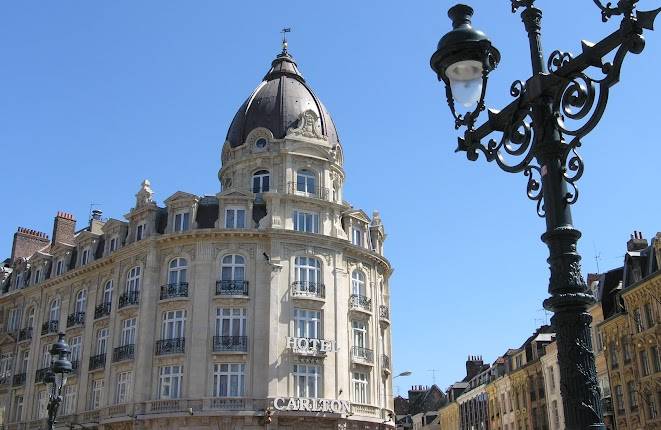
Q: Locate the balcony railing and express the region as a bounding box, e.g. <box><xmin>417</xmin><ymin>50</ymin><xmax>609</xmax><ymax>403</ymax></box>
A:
<box><xmin>351</xmin><ymin>346</ymin><xmax>374</xmax><ymax>363</ymax></box>
<box><xmin>113</xmin><ymin>344</ymin><xmax>135</xmax><ymax>362</ymax></box>
<box><xmin>382</xmin><ymin>354</ymin><xmax>391</xmax><ymax>370</ymax></box>
<box><xmin>287</xmin><ymin>182</ymin><xmax>330</xmax><ymax>200</ymax></box>
<box><xmin>66</xmin><ymin>312</ymin><xmax>85</xmax><ymax>328</ymax></box>
<box><xmin>35</xmin><ymin>367</ymin><xmax>50</xmax><ymax>383</ymax></box>
<box><xmin>212</xmin><ymin>336</ymin><xmax>248</xmax><ymax>352</ymax></box>
<box><xmin>291</xmin><ymin>281</ymin><xmax>325</xmax><ymax>299</ymax></box>
<box><xmin>18</xmin><ymin>327</ymin><xmax>33</xmax><ymax>342</ymax></box>
<box><xmin>350</xmin><ymin>294</ymin><xmax>372</xmax><ymax>312</ymax></box>
<box><xmin>89</xmin><ymin>353</ymin><xmax>106</xmax><ymax>371</ymax></box>
<box><xmin>12</xmin><ymin>372</ymin><xmax>26</xmax><ymax>386</ymax></box>
<box><xmin>41</xmin><ymin>320</ymin><xmax>59</xmax><ymax>335</ymax></box>
<box><xmin>215</xmin><ymin>280</ymin><xmax>248</xmax><ymax>296</ymax></box>
<box><xmin>118</xmin><ymin>291</ymin><xmax>139</xmax><ymax>309</ymax></box>
<box><xmin>156</xmin><ymin>338</ymin><xmax>185</xmax><ymax>355</ymax></box>
<box><xmin>379</xmin><ymin>305</ymin><xmax>390</xmax><ymax>320</ymax></box>
<box><xmin>94</xmin><ymin>302</ymin><xmax>112</xmax><ymax>319</ymax></box>
<box><xmin>160</xmin><ymin>282</ymin><xmax>189</xmax><ymax>300</ymax></box>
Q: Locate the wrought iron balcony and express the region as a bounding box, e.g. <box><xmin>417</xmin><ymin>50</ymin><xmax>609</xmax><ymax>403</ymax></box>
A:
<box><xmin>35</xmin><ymin>367</ymin><xmax>50</xmax><ymax>383</ymax></box>
<box><xmin>351</xmin><ymin>346</ymin><xmax>374</xmax><ymax>363</ymax></box>
<box><xmin>287</xmin><ymin>182</ymin><xmax>330</xmax><ymax>200</ymax></box>
<box><xmin>349</xmin><ymin>294</ymin><xmax>372</xmax><ymax>312</ymax></box>
<box><xmin>41</xmin><ymin>320</ymin><xmax>59</xmax><ymax>335</ymax></box>
<box><xmin>118</xmin><ymin>291</ymin><xmax>139</xmax><ymax>309</ymax></box>
<box><xmin>212</xmin><ymin>336</ymin><xmax>248</xmax><ymax>352</ymax></box>
<box><xmin>155</xmin><ymin>337</ymin><xmax>185</xmax><ymax>355</ymax></box>
<box><xmin>66</xmin><ymin>312</ymin><xmax>85</xmax><ymax>328</ymax></box>
<box><xmin>18</xmin><ymin>327</ymin><xmax>33</xmax><ymax>342</ymax></box>
<box><xmin>379</xmin><ymin>305</ymin><xmax>390</xmax><ymax>320</ymax></box>
<box><xmin>113</xmin><ymin>344</ymin><xmax>135</xmax><ymax>362</ymax></box>
<box><xmin>89</xmin><ymin>353</ymin><xmax>106</xmax><ymax>371</ymax></box>
<box><xmin>215</xmin><ymin>280</ymin><xmax>249</xmax><ymax>296</ymax></box>
<box><xmin>12</xmin><ymin>372</ymin><xmax>26</xmax><ymax>386</ymax></box>
<box><xmin>382</xmin><ymin>354</ymin><xmax>391</xmax><ymax>370</ymax></box>
<box><xmin>291</xmin><ymin>281</ymin><xmax>325</xmax><ymax>299</ymax></box>
<box><xmin>160</xmin><ymin>282</ymin><xmax>189</xmax><ymax>300</ymax></box>
<box><xmin>94</xmin><ymin>302</ymin><xmax>111</xmax><ymax>319</ymax></box>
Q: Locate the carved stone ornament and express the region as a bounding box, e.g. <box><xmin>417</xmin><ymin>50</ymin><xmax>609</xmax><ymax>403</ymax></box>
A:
<box><xmin>135</xmin><ymin>179</ymin><xmax>154</xmax><ymax>208</ymax></box>
<box><xmin>288</xmin><ymin>109</ymin><xmax>326</xmax><ymax>140</ymax></box>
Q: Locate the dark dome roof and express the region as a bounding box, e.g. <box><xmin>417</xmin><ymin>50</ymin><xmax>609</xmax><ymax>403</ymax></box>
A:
<box><xmin>226</xmin><ymin>50</ymin><xmax>340</xmax><ymax>148</ymax></box>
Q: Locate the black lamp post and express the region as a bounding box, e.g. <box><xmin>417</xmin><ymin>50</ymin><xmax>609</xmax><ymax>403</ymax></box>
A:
<box><xmin>46</xmin><ymin>333</ymin><xmax>72</xmax><ymax>430</ymax></box>
<box><xmin>430</xmin><ymin>1</ymin><xmax>659</xmax><ymax>429</ymax></box>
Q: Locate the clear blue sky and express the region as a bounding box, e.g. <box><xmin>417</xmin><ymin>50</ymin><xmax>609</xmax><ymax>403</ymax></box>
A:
<box><xmin>1</xmin><ymin>1</ymin><xmax>660</xmax><ymax>394</ymax></box>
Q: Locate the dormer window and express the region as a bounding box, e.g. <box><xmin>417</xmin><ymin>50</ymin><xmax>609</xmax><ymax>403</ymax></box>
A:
<box><xmin>352</xmin><ymin>227</ymin><xmax>364</xmax><ymax>247</ymax></box>
<box><xmin>225</xmin><ymin>207</ymin><xmax>246</xmax><ymax>229</ymax></box>
<box><xmin>33</xmin><ymin>269</ymin><xmax>41</xmax><ymax>284</ymax></box>
<box><xmin>174</xmin><ymin>211</ymin><xmax>190</xmax><ymax>232</ymax></box>
<box><xmin>55</xmin><ymin>259</ymin><xmax>65</xmax><ymax>276</ymax></box>
<box><xmin>109</xmin><ymin>236</ymin><xmax>118</xmax><ymax>253</ymax></box>
<box><xmin>136</xmin><ymin>223</ymin><xmax>146</xmax><ymax>241</ymax></box>
<box><xmin>252</xmin><ymin>170</ymin><xmax>270</xmax><ymax>193</ymax></box>
<box><xmin>81</xmin><ymin>247</ymin><xmax>91</xmax><ymax>266</ymax></box>
<box><xmin>15</xmin><ymin>272</ymin><xmax>23</xmax><ymax>290</ymax></box>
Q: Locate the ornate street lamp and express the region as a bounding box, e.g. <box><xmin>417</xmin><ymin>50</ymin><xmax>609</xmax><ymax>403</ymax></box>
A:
<box><xmin>46</xmin><ymin>333</ymin><xmax>72</xmax><ymax>430</ymax></box>
<box><xmin>430</xmin><ymin>1</ymin><xmax>659</xmax><ymax>428</ymax></box>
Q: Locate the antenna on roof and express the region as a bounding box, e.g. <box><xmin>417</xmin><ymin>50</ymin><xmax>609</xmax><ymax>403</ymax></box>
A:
<box><xmin>427</xmin><ymin>369</ymin><xmax>438</xmax><ymax>384</ymax></box>
<box><xmin>593</xmin><ymin>241</ymin><xmax>602</xmax><ymax>273</ymax></box>
<box><xmin>281</xmin><ymin>27</ymin><xmax>291</xmax><ymax>53</ymax></box>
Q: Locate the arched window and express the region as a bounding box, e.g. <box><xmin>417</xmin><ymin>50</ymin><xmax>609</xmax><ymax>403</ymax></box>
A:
<box><xmin>49</xmin><ymin>299</ymin><xmax>60</xmax><ymax>322</ymax></box>
<box><xmin>351</xmin><ymin>271</ymin><xmax>366</xmax><ymax>297</ymax></box>
<box><xmin>252</xmin><ymin>170</ymin><xmax>270</xmax><ymax>193</ymax></box>
<box><xmin>25</xmin><ymin>307</ymin><xmax>35</xmax><ymax>328</ymax></box>
<box><xmin>75</xmin><ymin>290</ymin><xmax>87</xmax><ymax>313</ymax></box>
<box><xmin>296</xmin><ymin>169</ymin><xmax>316</xmax><ymax>195</ymax></box>
<box><xmin>221</xmin><ymin>255</ymin><xmax>245</xmax><ymax>281</ymax></box>
<box><xmin>294</xmin><ymin>257</ymin><xmax>321</xmax><ymax>285</ymax></box>
<box><xmin>103</xmin><ymin>281</ymin><xmax>113</xmax><ymax>304</ymax></box>
<box><xmin>126</xmin><ymin>267</ymin><xmax>141</xmax><ymax>293</ymax></box>
<box><xmin>168</xmin><ymin>258</ymin><xmax>188</xmax><ymax>285</ymax></box>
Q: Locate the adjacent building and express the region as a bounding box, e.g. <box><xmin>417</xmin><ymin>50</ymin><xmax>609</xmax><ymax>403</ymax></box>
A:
<box><xmin>0</xmin><ymin>45</ymin><xmax>395</xmax><ymax>430</ymax></box>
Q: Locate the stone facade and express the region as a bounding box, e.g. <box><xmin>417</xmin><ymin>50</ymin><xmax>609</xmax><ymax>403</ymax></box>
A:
<box><xmin>0</xmin><ymin>48</ymin><xmax>394</xmax><ymax>430</ymax></box>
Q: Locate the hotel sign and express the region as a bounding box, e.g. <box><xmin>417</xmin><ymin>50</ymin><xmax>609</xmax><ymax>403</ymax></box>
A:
<box><xmin>273</xmin><ymin>397</ymin><xmax>351</xmax><ymax>414</ymax></box>
<box><xmin>286</xmin><ymin>336</ymin><xmax>338</xmax><ymax>354</ymax></box>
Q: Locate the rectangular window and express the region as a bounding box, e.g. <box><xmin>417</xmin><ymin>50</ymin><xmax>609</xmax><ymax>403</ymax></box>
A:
<box><xmin>162</xmin><ymin>310</ymin><xmax>186</xmax><ymax>339</ymax></box>
<box><xmin>96</xmin><ymin>328</ymin><xmax>109</xmax><ymax>354</ymax></box>
<box><xmin>352</xmin><ymin>228</ymin><xmax>363</xmax><ymax>247</ymax></box>
<box><xmin>90</xmin><ymin>379</ymin><xmax>104</xmax><ymax>410</ymax></box>
<box><xmin>293</xmin><ymin>364</ymin><xmax>320</xmax><ymax>398</ymax></box>
<box><xmin>643</xmin><ymin>303</ymin><xmax>655</xmax><ymax>329</ymax></box>
<box><xmin>294</xmin><ymin>308</ymin><xmax>321</xmax><ymax>339</ymax></box>
<box><xmin>652</xmin><ymin>346</ymin><xmax>661</xmax><ymax>373</ymax></box>
<box><xmin>174</xmin><ymin>212</ymin><xmax>190</xmax><ymax>232</ymax></box>
<box><xmin>215</xmin><ymin>308</ymin><xmax>246</xmax><ymax>337</ymax></box>
<box><xmin>640</xmin><ymin>350</ymin><xmax>651</xmax><ymax>376</ymax></box>
<box><xmin>547</xmin><ymin>366</ymin><xmax>555</xmax><ymax>392</ymax></box>
<box><xmin>56</xmin><ymin>260</ymin><xmax>64</xmax><ymax>276</ymax></box>
<box><xmin>33</xmin><ymin>269</ymin><xmax>41</xmax><ymax>284</ymax></box>
<box><xmin>610</xmin><ymin>346</ymin><xmax>619</xmax><ymax>368</ymax></box>
<box><xmin>633</xmin><ymin>308</ymin><xmax>644</xmax><ymax>332</ymax></box>
<box><xmin>213</xmin><ymin>363</ymin><xmax>245</xmax><ymax>397</ymax></box>
<box><xmin>121</xmin><ymin>318</ymin><xmax>137</xmax><ymax>346</ymax></box>
<box><xmin>13</xmin><ymin>394</ymin><xmax>23</xmax><ymax>422</ymax></box>
<box><xmin>37</xmin><ymin>390</ymin><xmax>48</xmax><ymax>419</ymax></box>
<box><xmin>116</xmin><ymin>371</ymin><xmax>132</xmax><ymax>404</ymax></box>
<box><xmin>41</xmin><ymin>344</ymin><xmax>52</xmax><ymax>368</ymax></box>
<box><xmin>7</xmin><ymin>308</ymin><xmax>21</xmax><ymax>332</ymax></box>
<box><xmin>81</xmin><ymin>248</ymin><xmax>89</xmax><ymax>265</ymax></box>
<box><xmin>647</xmin><ymin>393</ymin><xmax>658</xmax><ymax>419</ymax></box>
<box><xmin>109</xmin><ymin>237</ymin><xmax>118</xmax><ymax>253</ymax></box>
<box><xmin>352</xmin><ymin>320</ymin><xmax>367</xmax><ymax>348</ymax></box>
<box><xmin>15</xmin><ymin>273</ymin><xmax>23</xmax><ymax>289</ymax></box>
<box><xmin>225</xmin><ymin>208</ymin><xmax>246</xmax><ymax>229</ymax></box>
<box><xmin>20</xmin><ymin>349</ymin><xmax>29</xmax><ymax>372</ymax></box>
<box><xmin>293</xmin><ymin>210</ymin><xmax>319</xmax><ymax>233</ymax></box>
<box><xmin>352</xmin><ymin>372</ymin><xmax>369</xmax><ymax>404</ymax></box>
<box><xmin>136</xmin><ymin>223</ymin><xmax>145</xmax><ymax>241</ymax></box>
<box><xmin>615</xmin><ymin>385</ymin><xmax>624</xmax><ymax>411</ymax></box>
<box><xmin>623</xmin><ymin>337</ymin><xmax>632</xmax><ymax>362</ymax></box>
<box><xmin>159</xmin><ymin>365</ymin><xmax>183</xmax><ymax>399</ymax></box>
<box><xmin>70</xmin><ymin>336</ymin><xmax>82</xmax><ymax>362</ymax></box>
<box><xmin>0</xmin><ymin>353</ymin><xmax>13</xmax><ymax>379</ymax></box>
<box><xmin>627</xmin><ymin>381</ymin><xmax>638</xmax><ymax>410</ymax></box>
<box><xmin>63</xmin><ymin>384</ymin><xmax>77</xmax><ymax>415</ymax></box>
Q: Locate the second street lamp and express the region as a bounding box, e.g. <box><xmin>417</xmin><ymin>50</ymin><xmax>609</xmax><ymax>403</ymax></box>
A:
<box><xmin>46</xmin><ymin>333</ymin><xmax>72</xmax><ymax>430</ymax></box>
<box><xmin>430</xmin><ymin>1</ymin><xmax>659</xmax><ymax>429</ymax></box>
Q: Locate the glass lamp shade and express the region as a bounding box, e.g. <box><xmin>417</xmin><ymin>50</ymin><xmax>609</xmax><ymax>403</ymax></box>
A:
<box><xmin>446</xmin><ymin>60</ymin><xmax>483</xmax><ymax>108</ymax></box>
<box><xmin>54</xmin><ymin>372</ymin><xmax>68</xmax><ymax>389</ymax></box>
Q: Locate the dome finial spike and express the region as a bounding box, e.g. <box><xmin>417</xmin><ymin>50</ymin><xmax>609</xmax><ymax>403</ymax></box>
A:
<box><xmin>281</xmin><ymin>27</ymin><xmax>291</xmax><ymax>53</ymax></box>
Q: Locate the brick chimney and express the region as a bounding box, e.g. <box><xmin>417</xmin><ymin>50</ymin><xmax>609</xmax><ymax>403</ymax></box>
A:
<box><xmin>627</xmin><ymin>230</ymin><xmax>648</xmax><ymax>252</ymax></box>
<box><xmin>466</xmin><ymin>355</ymin><xmax>484</xmax><ymax>380</ymax></box>
<box><xmin>51</xmin><ymin>211</ymin><xmax>76</xmax><ymax>246</ymax></box>
<box><xmin>11</xmin><ymin>227</ymin><xmax>50</xmax><ymax>263</ymax></box>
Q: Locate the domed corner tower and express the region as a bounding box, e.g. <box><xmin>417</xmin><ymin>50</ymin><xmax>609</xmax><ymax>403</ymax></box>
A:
<box><xmin>217</xmin><ymin>45</ymin><xmax>395</xmax><ymax>429</ymax></box>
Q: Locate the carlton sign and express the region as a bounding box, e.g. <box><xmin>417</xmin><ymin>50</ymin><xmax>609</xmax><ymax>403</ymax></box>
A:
<box><xmin>273</xmin><ymin>397</ymin><xmax>351</xmax><ymax>414</ymax></box>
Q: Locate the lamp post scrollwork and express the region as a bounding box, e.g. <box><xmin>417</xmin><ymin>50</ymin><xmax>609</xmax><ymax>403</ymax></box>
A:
<box><xmin>430</xmin><ymin>1</ymin><xmax>659</xmax><ymax>428</ymax></box>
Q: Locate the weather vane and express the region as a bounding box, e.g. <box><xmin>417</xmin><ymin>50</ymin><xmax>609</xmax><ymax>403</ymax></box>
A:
<box><xmin>281</xmin><ymin>27</ymin><xmax>291</xmax><ymax>52</ymax></box>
